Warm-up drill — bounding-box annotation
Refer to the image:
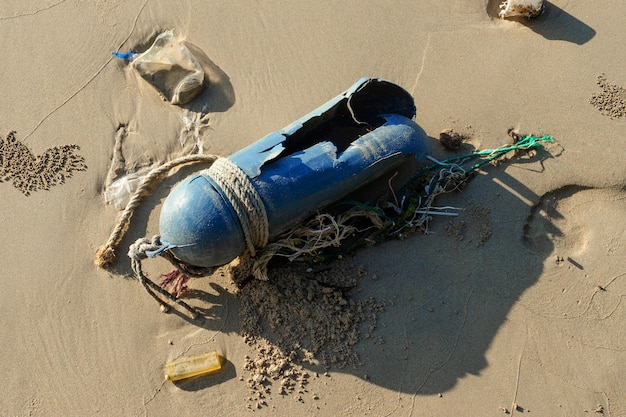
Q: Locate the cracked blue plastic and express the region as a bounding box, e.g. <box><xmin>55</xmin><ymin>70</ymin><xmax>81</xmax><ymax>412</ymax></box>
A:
<box><xmin>159</xmin><ymin>78</ymin><xmax>429</xmax><ymax>268</ymax></box>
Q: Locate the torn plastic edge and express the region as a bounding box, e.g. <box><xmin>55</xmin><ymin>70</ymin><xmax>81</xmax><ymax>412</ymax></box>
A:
<box><xmin>231</xmin><ymin>78</ymin><xmax>417</xmax><ymax>178</ymax></box>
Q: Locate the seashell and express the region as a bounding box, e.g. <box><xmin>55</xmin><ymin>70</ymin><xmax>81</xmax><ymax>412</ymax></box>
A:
<box><xmin>499</xmin><ymin>0</ymin><xmax>544</xmax><ymax>19</ymax></box>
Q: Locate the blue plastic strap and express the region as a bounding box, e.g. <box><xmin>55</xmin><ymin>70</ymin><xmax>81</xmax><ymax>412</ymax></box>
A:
<box><xmin>146</xmin><ymin>241</ymin><xmax>170</xmax><ymax>258</ymax></box>
<box><xmin>111</xmin><ymin>50</ymin><xmax>136</xmax><ymax>61</ymax></box>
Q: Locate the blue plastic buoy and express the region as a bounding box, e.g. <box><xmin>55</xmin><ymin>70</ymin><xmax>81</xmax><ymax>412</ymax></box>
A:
<box><xmin>157</xmin><ymin>78</ymin><xmax>429</xmax><ymax>268</ymax></box>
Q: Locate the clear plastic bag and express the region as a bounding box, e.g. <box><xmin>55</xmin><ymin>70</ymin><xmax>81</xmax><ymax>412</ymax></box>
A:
<box><xmin>103</xmin><ymin>168</ymin><xmax>150</xmax><ymax>210</ymax></box>
<box><xmin>179</xmin><ymin>107</ymin><xmax>210</xmax><ymax>152</ymax></box>
<box><xmin>131</xmin><ymin>30</ymin><xmax>205</xmax><ymax>105</ymax></box>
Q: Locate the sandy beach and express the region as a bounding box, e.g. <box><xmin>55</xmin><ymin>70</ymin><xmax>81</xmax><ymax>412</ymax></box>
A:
<box><xmin>1</xmin><ymin>1</ymin><xmax>625</xmax><ymax>415</ymax></box>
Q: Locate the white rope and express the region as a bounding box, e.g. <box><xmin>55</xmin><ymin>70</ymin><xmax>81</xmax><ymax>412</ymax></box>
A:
<box><xmin>206</xmin><ymin>158</ymin><xmax>269</xmax><ymax>256</ymax></box>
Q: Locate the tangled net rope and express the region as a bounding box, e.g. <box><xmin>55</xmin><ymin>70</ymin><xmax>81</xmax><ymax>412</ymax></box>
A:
<box><xmin>389</xmin><ymin>133</ymin><xmax>555</xmax><ymax>236</ymax></box>
<box><xmin>250</xmin><ymin>206</ymin><xmax>386</xmax><ymax>281</ymax></box>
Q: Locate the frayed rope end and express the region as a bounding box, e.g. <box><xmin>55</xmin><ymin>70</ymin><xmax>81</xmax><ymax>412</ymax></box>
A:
<box><xmin>251</xmin><ymin>262</ymin><xmax>270</xmax><ymax>282</ymax></box>
<box><xmin>95</xmin><ymin>246</ymin><xmax>115</xmax><ymax>268</ymax></box>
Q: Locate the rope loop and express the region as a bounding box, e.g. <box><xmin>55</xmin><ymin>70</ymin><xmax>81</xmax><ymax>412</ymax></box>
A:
<box><xmin>129</xmin><ymin>236</ymin><xmax>199</xmax><ymax>319</ymax></box>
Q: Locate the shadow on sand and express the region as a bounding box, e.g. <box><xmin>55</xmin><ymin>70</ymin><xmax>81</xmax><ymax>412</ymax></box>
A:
<box><xmin>125</xmin><ymin>134</ymin><xmax>565</xmax><ymax>398</ymax></box>
<box><xmin>487</xmin><ymin>0</ymin><xmax>595</xmax><ymax>45</ymax></box>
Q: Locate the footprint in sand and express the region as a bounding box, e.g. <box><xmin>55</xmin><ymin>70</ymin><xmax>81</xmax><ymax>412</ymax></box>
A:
<box><xmin>522</xmin><ymin>185</ymin><xmax>591</xmax><ymax>257</ymax></box>
<box><xmin>522</xmin><ymin>185</ymin><xmax>626</xmax><ymax>320</ymax></box>
<box><xmin>523</xmin><ymin>185</ymin><xmax>626</xmax><ymax>262</ymax></box>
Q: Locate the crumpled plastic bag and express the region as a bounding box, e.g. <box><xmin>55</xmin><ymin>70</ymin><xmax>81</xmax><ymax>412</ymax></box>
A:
<box><xmin>131</xmin><ymin>30</ymin><xmax>205</xmax><ymax>105</ymax></box>
<box><xmin>179</xmin><ymin>107</ymin><xmax>210</xmax><ymax>152</ymax></box>
<box><xmin>103</xmin><ymin>168</ymin><xmax>151</xmax><ymax>210</ymax></box>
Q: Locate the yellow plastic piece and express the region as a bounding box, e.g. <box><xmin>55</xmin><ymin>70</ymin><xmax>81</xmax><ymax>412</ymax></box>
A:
<box><xmin>164</xmin><ymin>352</ymin><xmax>222</xmax><ymax>381</ymax></box>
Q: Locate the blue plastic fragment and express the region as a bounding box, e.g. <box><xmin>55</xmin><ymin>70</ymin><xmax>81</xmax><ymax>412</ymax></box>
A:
<box><xmin>159</xmin><ymin>77</ymin><xmax>429</xmax><ymax>268</ymax></box>
<box><xmin>111</xmin><ymin>50</ymin><xmax>136</xmax><ymax>61</ymax></box>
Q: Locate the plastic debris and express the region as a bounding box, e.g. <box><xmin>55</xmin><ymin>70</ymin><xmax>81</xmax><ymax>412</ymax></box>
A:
<box><xmin>164</xmin><ymin>352</ymin><xmax>222</xmax><ymax>381</ymax></box>
<box><xmin>179</xmin><ymin>108</ymin><xmax>210</xmax><ymax>151</ymax></box>
<box><xmin>112</xmin><ymin>30</ymin><xmax>205</xmax><ymax>105</ymax></box>
<box><xmin>103</xmin><ymin>167</ymin><xmax>151</xmax><ymax>210</ymax></box>
<box><xmin>111</xmin><ymin>50</ymin><xmax>136</xmax><ymax>61</ymax></box>
<box><xmin>156</xmin><ymin>78</ymin><xmax>429</xmax><ymax>269</ymax></box>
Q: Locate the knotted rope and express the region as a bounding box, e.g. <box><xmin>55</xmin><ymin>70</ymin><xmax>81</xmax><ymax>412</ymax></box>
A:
<box><xmin>128</xmin><ymin>236</ymin><xmax>199</xmax><ymax>319</ymax></box>
<box><xmin>249</xmin><ymin>208</ymin><xmax>386</xmax><ymax>280</ymax></box>
<box><xmin>206</xmin><ymin>157</ymin><xmax>269</xmax><ymax>254</ymax></box>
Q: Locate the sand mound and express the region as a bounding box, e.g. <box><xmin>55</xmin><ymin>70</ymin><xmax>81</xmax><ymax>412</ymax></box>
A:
<box><xmin>237</xmin><ymin>261</ymin><xmax>385</xmax><ymax>408</ymax></box>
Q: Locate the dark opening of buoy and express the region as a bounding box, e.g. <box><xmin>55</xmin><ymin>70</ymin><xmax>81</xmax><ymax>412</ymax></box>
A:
<box><xmin>271</xmin><ymin>79</ymin><xmax>417</xmax><ymax>160</ymax></box>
